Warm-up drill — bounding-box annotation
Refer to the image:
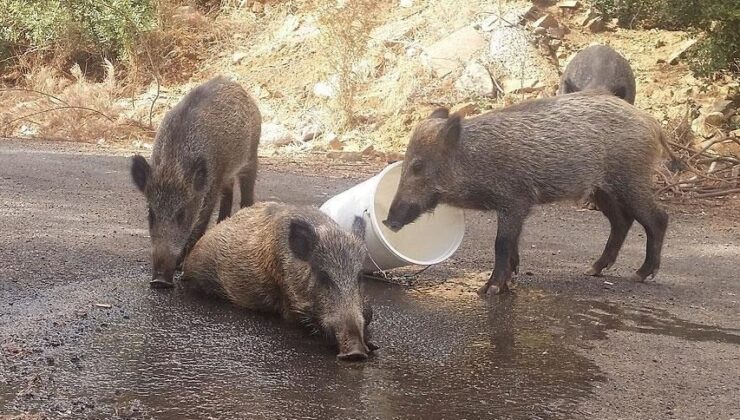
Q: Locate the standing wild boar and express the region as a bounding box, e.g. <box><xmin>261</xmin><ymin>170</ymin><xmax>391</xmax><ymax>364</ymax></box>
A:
<box><xmin>131</xmin><ymin>76</ymin><xmax>261</xmax><ymax>288</ymax></box>
<box><xmin>182</xmin><ymin>202</ymin><xmax>377</xmax><ymax>361</ymax></box>
<box><xmin>384</xmin><ymin>91</ymin><xmax>671</xmax><ymax>295</ymax></box>
<box><xmin>557</xmin><ymin>44</ymin><xmax>636</xmax><ymax>104</ymax></box>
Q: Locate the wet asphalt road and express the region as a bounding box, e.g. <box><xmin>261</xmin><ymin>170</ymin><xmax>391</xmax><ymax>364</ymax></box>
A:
<box><xmin>1</xmin><ymin>139</ymin><xmax>739</xmax><ymax>419</ymax></box>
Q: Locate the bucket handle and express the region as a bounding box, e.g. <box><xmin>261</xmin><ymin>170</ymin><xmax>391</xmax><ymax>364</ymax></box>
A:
<box><xmin>361</xmin><ymin>210</ymin><xmax>434</xmax><ymax>284</ymax></box>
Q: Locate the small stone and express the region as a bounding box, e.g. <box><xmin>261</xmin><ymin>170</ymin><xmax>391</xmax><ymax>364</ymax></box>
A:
<box><xmin>261</xmin><ymin>123</ymin><xmax>296</xmax><ymax>146</ymax></box>
<box><xmin>480</xmin><ymin>15</ymin><xmax>498</xmax><ymax>32</ymax></box>
<box><xmin>313</xmin><ymin>81</ymin><xmax>335</xmax><ymax>98</ymax></box>
<box><xmin>454</xmin><ymin>61</ymin><xmax>495</xmax><ymax>97</ymax></box>
<box><xmin>502</xmin><ymin>78</ymin><xmax>541</xmax><ymax>94</ymax></box>
<box><xmin>251</xmin><ymin>1</ymin><xmax>264</xmax><ymax>13</ymax></box>
<box><xmin>399</xmin><ymin>0</ymin><xmax>413</xmax><ymax>7</ymax></box>
<box><xmin>703</xmin><ymin>111</ymin><xmax>726</xmax><ymax>127</ymax></box>
<box><xmin>557</xmin><ymin>0</ymin><xmax>579</xmax><ymax>8</ymax></box>
<box><xmin>361</xmin><ymin>145</ymin><xmax>376</xmax><ymax>156</ymax></box>
<box><xmin>452</xmin><ymin>102</ymin><xmax>479</xmax><ymax>117</ymax></box>
<box><xmin>579</xmin><ymin>9</ymin><xmax>599</xmax><ymax>26</ymax></box>
<box><xmin>730</xmin><ymin>129</ymin><xmax>740</xmax><ymax>138</ymax></box>
<box><xmin>326</xmin><ymin>151</ymin><xmax>362</xmax><ymax>161</ymax></box>
<box><xmin>96</xmin><ymin>139</ymin><xmax>106</xmax><ymax>146</ymax></box>
<box><xmin>533</xmin><ymin>14</ymin><xmax>558</xmax><ymax>29</ymax></box>
<box><xmin>231</xmin><ymin>51</ymin><xmax>248</xmax><ymax>64</ymax></box>
<box><xmin>328</xmin><ymin>137</ymin><xmax>343</xmax><ymax>151</ymax></box>
<box><xmin>667</xmin><ymin>39</ymin><xmax>698</xmax><ymax>65</ymax></box>
<box><xmin>547</xmin><ymin>26</ymin><xmax>566</xmax><ymax>39</ymax></box>
<box><xmin>521</xmin><ymin>5</ymin><xmax>538</xmax><ymax>21</ymax></box>
<box><xmin>386</xmin><ymin>151</ymin><xmax>405</xmax><ymax>163</ymax></box>
<box><xmin>709</xmin><ymin>99</ymin><xmax>734</xmax><ymax>116</ymax></box>
<box><xmin>533</xmin><ymin>27</ymin><xmax>547</xmax><ymax>35</ymax></box>
<box><xmin>586</xmin><ymin>17</ymin><xmax>605</xmax><ymax>33</ymax></box>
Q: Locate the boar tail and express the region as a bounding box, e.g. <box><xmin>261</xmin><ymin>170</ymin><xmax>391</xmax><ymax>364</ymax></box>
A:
<box><xmin>656</xmin><ymin>125</ymin><xmax>685</xmax><ymax>172</ymax></box>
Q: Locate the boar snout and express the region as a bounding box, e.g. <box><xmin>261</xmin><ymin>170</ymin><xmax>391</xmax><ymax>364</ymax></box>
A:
<box><xmin>335</xmin><ymin>318</ymin><xmax>371</xmax><ymax>362</ymax></box>
<box><xmin>337</xmin><ymin>338</ymin><xmax>369</xmax><ymax>362</ymax></box>
<box><xmin>151</xmin><ymin>249</ymin><xmax>177</xmax><ymax>288</ymax></box>
<box><xmin>383</xmin><ymin>201</ymin><xmax>421</xmax><ymax>232</ymax></box>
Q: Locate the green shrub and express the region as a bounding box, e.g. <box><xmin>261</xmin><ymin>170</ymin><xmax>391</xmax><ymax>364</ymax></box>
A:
<box><xmin>0</xmin><ymin>0</ymin><xmax>156</xmax><ymax>70</ymax></box>
<box><xmin>590</xmin><ymin>0</ymin><xmax>739</xmax><ymax>76</ymax></box>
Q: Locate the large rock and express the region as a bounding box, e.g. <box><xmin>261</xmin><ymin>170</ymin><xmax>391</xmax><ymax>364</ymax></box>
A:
<box><xmin>454</xmin><ymin>62</ymin><xmax>495</xmax><ymax>97</ymax></box>
<box><xmin>421</xmin><ymin>26</ymin><xmax>487</xmax><ymax>78</ymax></box>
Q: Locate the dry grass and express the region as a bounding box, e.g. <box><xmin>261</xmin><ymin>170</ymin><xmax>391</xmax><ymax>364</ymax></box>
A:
<box><xmin>0</xmin><ymin>63</ymin><xmax>150</xmax><ymax>143</ymax></box>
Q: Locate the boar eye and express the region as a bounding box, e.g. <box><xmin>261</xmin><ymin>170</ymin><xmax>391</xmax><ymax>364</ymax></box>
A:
<box><xmin>176</xmin><ymin>209</ymin><xmax>186</xmax><ymax>226</ymax></box>
<box><xmin>411</xmin><ymin>159</ymin><xmax>424</xmax><ymax>175</ymax></box>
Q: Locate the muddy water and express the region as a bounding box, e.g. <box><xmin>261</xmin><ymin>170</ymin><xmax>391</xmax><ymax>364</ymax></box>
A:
<box><xmin>3</xmin><ymin>281</ymin><xmax>740</xmax><ymax>419</ymax></box>
<box><xmin>3</xmin><ymin>283</ymin><xmax>599</xmax><ymax>418</ymax></box>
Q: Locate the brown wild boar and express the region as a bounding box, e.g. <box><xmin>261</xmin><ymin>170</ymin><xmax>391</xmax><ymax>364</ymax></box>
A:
<box><xmin>181</xmin><ymin>202</ymin><xmax>377</xmax><ymax>361</ymax></box>
<box><xmin>383</xmin><ymin>91</ymin><xmax>671</xmax><ymax>295</ymax></box>
<box><xmin>131</xmin><ymin>76</ymin><xmax>261</xmax><ymax>288</ymax></box>
<box><xmin>558</xmin><ymin>44</ymin><xmax>636</xmax><ymax>104</ymax></box>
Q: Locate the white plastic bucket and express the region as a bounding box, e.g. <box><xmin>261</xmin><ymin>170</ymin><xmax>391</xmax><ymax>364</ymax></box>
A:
<box><xmin>319</xmin><ymin>161</ymin><xmax>465</xmax><ymax>272</ymax></box>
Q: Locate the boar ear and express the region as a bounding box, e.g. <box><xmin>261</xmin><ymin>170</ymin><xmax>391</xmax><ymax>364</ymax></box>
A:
<box><xmin>561</xmin><ymin>77</ymin><xmax>576</xmax><ymax>94</ymax></box>
<box><xmin>439</xmin><ymin>113</ymin><xmax>462</xmax><ymax>147</ymax></box>
<box><xmin>288</xmin><ymin>218</ymin><xmax>317</xmax><ymax>261</ymax></box>
<box><xmin>351</xmin><ymin>216</ymin><xmax>366</xmax><ymax>241</ymax></box>
<box><xmin>429</xmin><ymin>107</ymin><xmax>449</xmax><ymax>119</ymax></box>
<box><xmin>131</xmin><ymin>155</ymin><xmax>150</xmax><ymax>193</ymax></box>
<box><xmin>191</xmin><ymin>157</ymin><xmax>208</xmax><ymax>192</ymax></box>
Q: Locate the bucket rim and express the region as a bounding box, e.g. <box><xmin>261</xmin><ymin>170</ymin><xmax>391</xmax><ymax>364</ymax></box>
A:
<box><xmin>367</xmin><ymin>161</ymin><xmax>466</xmax><ymax>267</ymax></box>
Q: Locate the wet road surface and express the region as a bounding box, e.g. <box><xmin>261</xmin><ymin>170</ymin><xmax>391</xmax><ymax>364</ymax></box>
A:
<box><xmin>1</xmin><ymin>139</ymin><xmax>739</xmax><ymax>419</ymax></box>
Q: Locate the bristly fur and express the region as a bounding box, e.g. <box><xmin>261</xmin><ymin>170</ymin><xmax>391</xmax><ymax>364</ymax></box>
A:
<box><xmin>181</xmin><ymin>201</ymin><xmax>374</xmax><ymax>356</ymax></box>
<box><xmin>130</xmin><ymin>75</ymin><xmax>261</xmax><ymax>284</ymax></box>
<box><xmin>387</xmin><ymin>90</ymin><xmax>670</xmax><ymax>295</ymax></box>
<box><xmin>557</xmin><ymin>44</ymin><xmax>637</xmax><ymax>105</ymax></box>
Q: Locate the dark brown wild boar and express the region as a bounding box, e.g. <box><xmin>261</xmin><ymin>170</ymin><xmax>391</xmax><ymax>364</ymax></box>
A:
<box><xmin>131</xmin><ymin>76</ymin><xmax>261</xmax><ymax>288</ymax></box>
<box><xmin>384</xmin><ymin>91</ymin><xmax>671</xmax><ymax>296</ymax></box>
<box><xmin>182</xmin><ymin>202</ymin><xmax>377</xmax><ymax>361</ymax></box>
<box><xmin>558</xmin><ymin>44</ymin><xmax>636</xmax><ymax>104</ymax></box>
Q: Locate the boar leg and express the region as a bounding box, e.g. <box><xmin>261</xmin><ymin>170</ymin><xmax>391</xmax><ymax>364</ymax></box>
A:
<box><xmin>217</xmin><ymin>181</ymin><xmax>234</xmax><ymax>222</ymax></box>
<box><xmin>479</xmin><ymin>207</ymin><xmax>529</xmax><ymax>296</ymax></box>
<box><xmin>621</xmin><ymin>189</ymin><xmax>668</xmax><ymax>282</ymax></box>
<box><xmin>238</xmin><ymin>161</ymin><xmax>258</xmax><ymax>208</ymax></box>
<box><xmin>587</xmin><ymin>188</ymin><xmax>634</xmax><ymax>276</ymax></box>
<box><xmin>180</xmin><ymin>192</ymin><xmax>218</xmax><ymax>266</ymax></box>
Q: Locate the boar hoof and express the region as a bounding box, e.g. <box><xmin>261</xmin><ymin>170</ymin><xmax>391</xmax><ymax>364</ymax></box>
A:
<box><xmin>150</xmin><ymin>279</ymin><xmax>175</xmax><ymax>289</ymax></box>
<box><xmin>585</xmin><ymin>267</ymin><xmax>603</xmax><ymax>277</ymax></box>
<box><xmin>630</xmin><ymin>270</ymin><xmax>656</xmax><ymax>283</ymax></box>
<box><xmin>366</xmin><ymin>341</ymin><xmax>380</xmax><ymax>352</ymax></box>
<box><xmin>337</xmin><ymin>351</ymin><xmax>368</xmax><ymax>362</ymax></box>
<box><xmin>478</xmin><ymin>282</ymin><xmax>509</xmax><ymax>296</ymax></box>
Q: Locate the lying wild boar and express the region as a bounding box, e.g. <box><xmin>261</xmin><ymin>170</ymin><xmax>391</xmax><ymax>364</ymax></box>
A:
<box><xmin>131</xmin><ymin>76</ymin><xmax>261</xmax><ymax>288</ymax></box>
<box><xmin>384</xmin><ymin>91</ymin><xmax>671</xmax><ymax>295</ymax></box>
<box><xmin>182</xmin><ymin>202</ymin><xmax>377</xmax><ymax>361</ymax></box>
<box><xmin>558</xmin><ymin>44</ymin><xmax>636</xmax><ymax>104</ymax></box>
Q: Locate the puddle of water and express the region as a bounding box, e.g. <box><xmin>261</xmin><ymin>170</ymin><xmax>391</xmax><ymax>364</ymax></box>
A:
<box><xmin>2</xmin><ymin>281</ymin><xmax>738</xmax><ymax>419</ymax></box>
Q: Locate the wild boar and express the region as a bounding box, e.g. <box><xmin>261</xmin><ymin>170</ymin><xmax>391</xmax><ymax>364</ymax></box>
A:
<box><xmin>384</xmin><ymin>91</ymin><xmax>671</xmax><ymax>295</ymax></box>
<box><xmin>131</xmin><ymin>76</ymin><xmax>261</xmax><ymax>288</ymax></box>
<box><xmin>182</xmin><ymin>202</ymin><xmax>377</xmax><ymax>361</ymax></box>
<box><xmin>558</xmin><ymin>44</ymin><xmax>636</xmax><ymax>104</ymax></box>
